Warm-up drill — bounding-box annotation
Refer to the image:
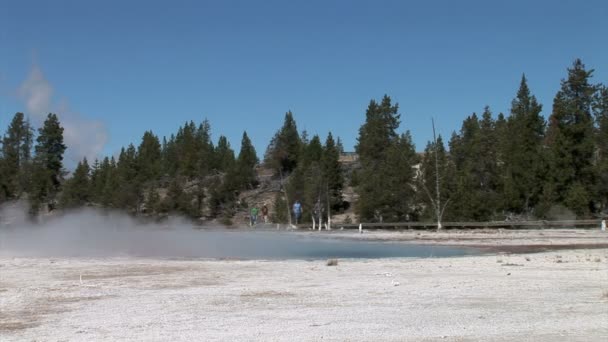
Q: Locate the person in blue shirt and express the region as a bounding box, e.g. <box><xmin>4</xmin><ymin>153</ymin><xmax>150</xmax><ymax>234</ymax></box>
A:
<box><xmin>292</xmin><ymin>200</ymin><xmax>302</xmax><ymax>225</ymax></box>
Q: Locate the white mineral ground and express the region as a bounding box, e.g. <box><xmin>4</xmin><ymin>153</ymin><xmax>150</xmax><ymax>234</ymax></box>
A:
<box><xmin>1</xmin><ymin>230</ymin><xmax>608</xmax><ymax>341</ymax></box>
<box><xmin>297</xmin><ymin>228</ymin><xmax>608</xmax><ymax>250</ymax></box>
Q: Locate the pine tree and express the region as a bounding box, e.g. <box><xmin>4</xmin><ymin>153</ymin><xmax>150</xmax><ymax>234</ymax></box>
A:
<box><xmin>449</xmin><ymin>113</ymin><xmax>483</xmax><ymax>220</ymax></box>
<box><xmin>593</xmin><ymin>85</ymin><xmax>608</xmax><ymax>212</ymax></box>
<box><xmin>271</xmin><ymin>191</ymin><xmax>288</xmax><ymax>223</ymax></box>
<box><xmin>90</xmin><ymin>158</ymin><xmax>104</xmax><ymax>203</ymax></box>
<box><xmin>175</xmin><ymin>121</ymin><xmax>199</xmax><ymax>178</ymax></box>
<box><xmin>136</xmin><ymin>131</ymin><xmax>162</xmax><ymax>184</ymax></box>
<box><xmin>544</xmin><ymin>59</ymin><xmax>597</xmax><ymax>217</ymax></box>
<box><xmin>355</xmin><ymin>95</ymin><xmax>411</xmax><ymax>222</ymax></box>
<box><xmin>215</xmin><ymin>135</ymin><xmax>235</xmax><ymax>172</ymax></box>
<box><xmin>502</xmin><ymin>75</ymin><xmax>546</xmax><ymax>216</ymax></box>
<box><xmin>2</xmin><ymin>113</ymin><xmax>34</xmax><ymax>198</ymax></box>
<box><xmin>162</xmin><ymin>134</ymin><xmax>178</xmax><ymax>177</ymax></box>
<box><xmin>264</xmin><ymin>111</ymin><xmax>301</xmax><ymax>173</ymax></box>
<box><xmin>322</xmin><ymin>132</ymin><xmax>344</xmax><ymax>213</ymax></box>
<box><xmin>101</xmin><ymin>157</ymin><xmax>118</xmax><ymax>207</ymax></box>
<box><xmin>383</xmin><ymin>132</ymin><xmax>419</xmax><ymax>221</ymax></box>
<box><xmin>477</xmin><ymin>107</ymin><xmax>502</xmax><ymax>215</ymax></box>
<box><xmin>233</xmin><ymin>131</ymin><xmax>258</xmax><ymax>189</ymax></box>
<box><xmin>30</xmin><ymin>113</ymin><xmax>66</xmax><ymax>212</ymax></box>
<box><xmin>196</xmin><ymin>120</ymin><xmax>215</xmax><ymax>176</ymax></box>
<box><xmin>114</xmin><ymin>144</ymin><xmax>141</xmax><ymax>211</ymax></box>
<box><xmin>60</xmin><ymin>158</ymin><xmax>91</xmax><ymax>208</ymax></box>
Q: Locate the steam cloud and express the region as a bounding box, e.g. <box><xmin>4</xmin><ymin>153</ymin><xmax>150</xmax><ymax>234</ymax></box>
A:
<box><xmin>0</xmin><ymin>204</ymin><xmax>466</xmax><ymax>259</ymax></box>
<box><xmin>18</xmin><ymin>65</ymin><xmax>108</xmax><ymax>165</ymax></box>
<box><xmin>0</xmin><ymin>203</ymin><xmax>285</xmax><ymax>258</ymax></box>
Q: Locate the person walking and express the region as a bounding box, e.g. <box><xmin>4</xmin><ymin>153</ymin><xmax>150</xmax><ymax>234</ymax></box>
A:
<box><xmin>293</xmin><ymin>200</ymin><xmax>302</xmax><ymax>225</ymax></box>
<box><xmin>261</xmin><ymin>203</ymin><xmax>269</xmax><ymax>223</ymax></box>
<box><xmin>250</xmin><ymin>205</ymin><xmax>259</xmax><ymax>227</ymax></box>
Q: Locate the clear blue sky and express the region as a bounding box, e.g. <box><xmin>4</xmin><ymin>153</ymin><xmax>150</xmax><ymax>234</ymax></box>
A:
<box><xmin>1</xmin><ymin>0</ymin><xmax>607</xmax><ymax>163</ymax></box>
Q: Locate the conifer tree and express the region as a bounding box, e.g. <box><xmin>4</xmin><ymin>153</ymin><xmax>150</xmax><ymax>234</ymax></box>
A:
<box><xmin>449</xmin><ymin>114</ymin><xmax>483</xmax><ymax>220</ymax></box>
<box><xmin>114</xmin><ymin>144</ymin><xmax>141</xmax><ymax>211</ymax></box>
<box><xmin>593</xmin><ymin>85</ymin><xmax>608</xmax><ymax>212</ymax></box>
<box><xmin>97</xmin><ymin>157</ymin><xmax>117</xmax><ymax>207</ymax></box>
<box><xmin>322</xmin><ymin>132</ymin><xmax>344</xmax><ymax>212</ymax></box>
<box><xmin>383</xmin><ymin>132</ymin><xmax>419</xmax><ymax>221</ymax></box>
<box><xmin>544</xmin><ymin>59</ymin><xmax>597</xmax><ymax>217</ymax></box>
<box><xmin>355</xmin><ymin>95</ymin><xmax>412</xmax><ymax>222</ymax></box>
<box><xmin>233</xmin><ymin>131</ymin><xmax>258</xmax><ymax>189</ymax></box>
<box><xmin>60</xmin><ymin>158</ymin><xmax>91</xmax><ymax>208</ymax></box>
<box><xmin>272</xmin><ymin>191</ymin><xmax>288</xmax><ymax>223</ymax></box>
<box><xmin>196</xmin><ymin>120</ymin><xmax>215</xmax><ymax>176</ymax></box>
<box><xmin>215</xmin><ymin>135</ymin><xmax>235</xmax><ymax>172</ymax></box>
<box><xmin>136</xmin><ymin>131</ymin><xmax>162</xmax><ymax>184</ymax></box>
<box><xmin>265</xmin><ymin>111</ymin><xmax>301</xmax><ymax>173</ymax></box>
<box><xmin>502</xmin><ymin>75</ymin><xmax>546</xmax><ymax>215</ymax></box>
<box><xmin>175</xmin><ymin>121</ymin><xmax>199</xmax><ymax>178</ymax></box>
<box><xmin>30</xmin><ymin>113</ymin><xmax>66</xmax><ymax>212</ymax></box>
<box><xmin>2</xmin><ymin>113</ymin><xmax>34</xmax><ymax>198</ymax></box>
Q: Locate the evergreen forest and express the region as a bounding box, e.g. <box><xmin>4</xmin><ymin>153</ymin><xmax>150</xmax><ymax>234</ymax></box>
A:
<box><xmin>2</xmin><ymin>59</ymin><xmax>607</xmax><ymax>224</ymax></box>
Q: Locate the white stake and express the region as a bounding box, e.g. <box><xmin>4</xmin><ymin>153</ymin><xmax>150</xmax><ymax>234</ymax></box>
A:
<box><xmin>359</xmin><ymin>223</ymin><xmax>362</xmax><ymax>234</ymax></box>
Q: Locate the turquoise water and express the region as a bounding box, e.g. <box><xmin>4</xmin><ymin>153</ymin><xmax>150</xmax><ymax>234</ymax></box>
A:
<box><xmin>0</xmin><ymin>228</ymin><xmax>480</xmax><ymax>259</ymax></box>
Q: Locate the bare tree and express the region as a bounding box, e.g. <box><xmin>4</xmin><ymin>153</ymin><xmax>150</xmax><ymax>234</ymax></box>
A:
<box><xmin>421</xmin><ymin>118</ymin><xmax>450</xmax><ymax>229</ymax></box>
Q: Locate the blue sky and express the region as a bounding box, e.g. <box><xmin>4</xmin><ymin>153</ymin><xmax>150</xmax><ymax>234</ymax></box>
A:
<box><xmin>1</xmin><ymin>0</ymin><xmax>607</xmax><ymax>164</ymax></box>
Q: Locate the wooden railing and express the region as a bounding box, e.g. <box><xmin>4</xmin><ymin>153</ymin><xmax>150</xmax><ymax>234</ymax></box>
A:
<box><xmin>298</xmin><ymin>219</ymin><xmax>603</xmax><ymax>230</ymax></box>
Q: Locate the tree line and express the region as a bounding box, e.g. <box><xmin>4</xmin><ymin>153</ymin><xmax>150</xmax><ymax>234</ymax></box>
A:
<box><xmin>355</xmin><ymin>59</ymin><xmax>608</xmax><ymax>222</ymax></box>
<box><xmin>1</xmin><ymin>59</ymin><xmax>607</xmax><ymax>223</ymax></box>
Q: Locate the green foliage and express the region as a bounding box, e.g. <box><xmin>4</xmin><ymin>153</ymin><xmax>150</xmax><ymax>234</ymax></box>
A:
<box><xmin>272</xmin><ymin>191</ymin><xmax>288</xmax><ymax>223</ymax></box>
<box><xmin>215</xmin><ymin>135</ymin><xmax>235</xmax><ymax>172</ymax></box>
<box><xmin>3</xmin><ymin>58</ymin><xmax>608</xmax><ymax>223</ymax></box>
<box><xmin>501</xmin><ymin>75</ymin><xmax>546</xmax><ymax>215</ymax></box>
<box><xmin>60</xmin><ymin>158</ymin><xmax>91</xmax><ymax>208</ymax></box>
<box><xmin>137</xmin><ymin>131</ymin><xmax>162</xmax><ymax>183</ymax></box>
<box><xmin>265</xmin><ymin>111</ymin><xmax>301</xmax><ymax>173</ymax></box>
<box><xmin>1</xmin><ymin>112</ymin><xmax>34</xmax><ymax>198</ymax></box>
<box><xmin>230</xmin><ymin>131</ymin><xmax>258</xmax><ymax>190</ymax></box>
<box><xmin>449</xmin><ymin>109</ymin><xmax>503</xmax><ymax>221</ymax></box>
<box><xmin>417</xmin><ymin>135</ymin><xmax>453</xmax><ymax>221</ymax></box>
<box><xmin>322</xmin><ymin>132</ymin><xmax>344</xmax><ymax>212</ymax></box>
<box><xmin>30</xmin><ymin>113</ymin><xmax>66</xmax><ymax>213</ymax></box>
<box><xmin>593</xmin><ymin>85</ymin><xmax>608</xmax><ymax>212</ymax></box>
<box><xmin>544</xmin><ymin>59</ymin><xmax>597</xmax><ymax>217</ymax></box>
<box><xmin>355</xmin><ymin>96</ymin><xmax>418</xmax><ymax>222</ymax></box>
<box><xmin>113</xmin><ymin>144</ymin><xmax>141</xmax><ymax>211</ymax></box>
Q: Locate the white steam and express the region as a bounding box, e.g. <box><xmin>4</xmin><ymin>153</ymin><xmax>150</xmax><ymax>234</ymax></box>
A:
<box><xmin>17</xmin><ymin>65</ymin><xmax>108</xmax><ymax>165</ymax></box>
<box><xmin>0</xmin><ymin>204</ymin><xmax>470</xmax><ymax>259</ymax></box>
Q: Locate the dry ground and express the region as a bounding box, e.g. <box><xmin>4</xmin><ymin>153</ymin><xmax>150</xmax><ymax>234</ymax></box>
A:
<box><xmin>1</xmin><ymin>247</ymin><xmax>607</xmax><ymax>341</ymax></box>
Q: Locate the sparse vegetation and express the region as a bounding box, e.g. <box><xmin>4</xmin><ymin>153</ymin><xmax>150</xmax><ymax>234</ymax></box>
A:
<box><xmin>326</xmin><ymin>259</ymin><xmax>339</xmax><ymax>266</ymax></box>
